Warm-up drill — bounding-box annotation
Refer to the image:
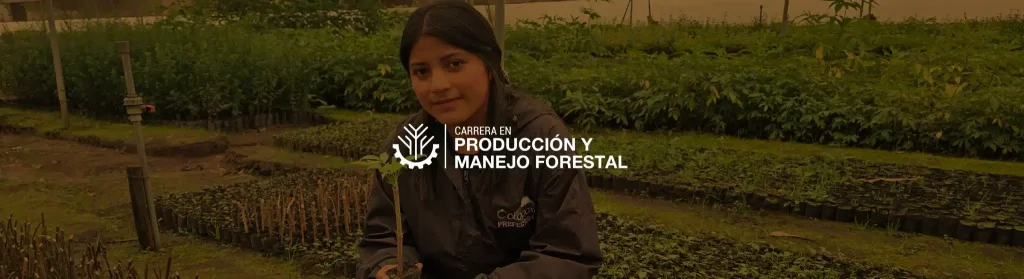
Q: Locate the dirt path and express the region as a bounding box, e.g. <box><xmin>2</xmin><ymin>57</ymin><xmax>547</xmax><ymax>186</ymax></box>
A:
<box><xmin>0</xmin><ymin>133</ymin><xmax>314</xmax><ymax>278</ymax></box>
<box><xmin>591</xmin><ymin>190</ymin><xmax>1024</xmax><ymax>279</ymax></box>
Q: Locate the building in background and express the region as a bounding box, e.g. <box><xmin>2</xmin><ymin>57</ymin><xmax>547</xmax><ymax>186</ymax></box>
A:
<box><xmin>1</xmin><ymin>0</ymin><xmax>35</xmax><ymax>22</ymax></box>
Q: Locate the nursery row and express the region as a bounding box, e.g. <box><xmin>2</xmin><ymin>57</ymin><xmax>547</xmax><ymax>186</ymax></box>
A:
<box><xmin>273</xmin><ymin>116</ymin><xmax>401</xmax><ymax>159</ymax></box>
<box><xmin>159</xmin><ymin>1</ymin><xmax>408</xmax><ymax>33</ymax></box>
<box><xmin>594</xmin><ymin>213</ymin><xmax>916</xmax><ymax>278</ymax></box>
<box><xmin>507</xmin><ymin>14</ymin><xmax>1024</xmax><ymax>60</ymax></box>
<box><xmin>154</xmin><ymin>168</ymin><xmax>370</xmax><ymax>277</ymax></box>
<box><xmin>0</xmin><ymin>215</ymin><xmax>196</xmax><ymax>279</ymax></box>
<box><xmin>3</xmin><ymin>16</ymin><xmax>1024</xmax><ymax>158</ymax></box>
<box><xmin>272</xmin><ymin>114</ymin><xmax>1024</xmax><ymax>245</ymax></box>
<box><xmin>153</xmin><ymin>168</ymin><xmax>919</xmax><ymax>278</ymax></box>
<box><xmin>583</xmin><ymin>135</ymin><xmax>1024</xmax><ymax>230</ymax></box>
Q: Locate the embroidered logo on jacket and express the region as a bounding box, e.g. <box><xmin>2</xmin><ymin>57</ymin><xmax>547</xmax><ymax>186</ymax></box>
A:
<box><xmin>497</xmin><ymin>196</ymin><xmax>535</xmax><ymax>228</ymax></box>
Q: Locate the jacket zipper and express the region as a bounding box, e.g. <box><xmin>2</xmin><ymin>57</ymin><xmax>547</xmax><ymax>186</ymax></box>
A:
<box><xmin>456</xmin><ymin>169</ymin><xmax>476</xmax><ymax>272</ymax></box>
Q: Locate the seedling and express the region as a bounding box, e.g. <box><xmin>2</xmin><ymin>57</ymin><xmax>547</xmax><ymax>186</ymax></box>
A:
<box><xmin>355</xmin><ymin>152</ymin><xmax>422</xmax><ymax>279</ymax></box>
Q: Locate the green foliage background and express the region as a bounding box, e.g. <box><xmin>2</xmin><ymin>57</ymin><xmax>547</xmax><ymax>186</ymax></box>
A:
<box><xmin>1</xmin><ymin>2</ymin><xmax>1023</xmax><ymax>158</ymax></box>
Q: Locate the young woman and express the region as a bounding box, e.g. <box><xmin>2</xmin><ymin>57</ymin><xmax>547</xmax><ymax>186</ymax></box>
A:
<box><xmin>356</xmin><ymin>1</ymin><xmax>603</xmax><ymax>279</ymax></box>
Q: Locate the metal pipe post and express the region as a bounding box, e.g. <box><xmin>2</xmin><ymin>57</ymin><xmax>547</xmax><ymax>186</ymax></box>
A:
<box><xmin>118</xmin><ymin>41</ymin><xmax>160</xmax><ymax>251</ymax></box>
<box><xmin>43</xmin><ymin>0</ymin><xmax>69</xmax><ymax>129</ymax></box>
<box><xmin>117</xmin><ymin>41</ymin><xmax>149</xmax><ymax>176</ymax></box>
<box><xmin>495</xmin><ymin>0</ymin><xmax>505</xmax><ymax>61</ymax></box>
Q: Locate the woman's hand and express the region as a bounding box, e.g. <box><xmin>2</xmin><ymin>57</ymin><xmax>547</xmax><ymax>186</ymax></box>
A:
<box><xmin>375</xmin><ymin>263</ymin><xmax>424</xmax><ymax>279</ymax></box>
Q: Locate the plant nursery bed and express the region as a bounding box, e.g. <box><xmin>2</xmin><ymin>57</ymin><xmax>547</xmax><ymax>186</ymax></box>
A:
<box><xmin>0</xmin><ymin>215</ymin><xmax>195</xmax><ymax>278</ymax></box>
<box><xmin>594</xmin><ymin>213</ymin><xmax>918</xmax><ymax>278</ymax></box>
<box><xmin>0</xmin><ymin>107</ymin><xmax>228</xmax><ymax>158</ymax></box>
<box><xmin>273</xmin><ymin>116</ymin><xmax>403</xmax><ymax>159</ymax></box>
<box><xmin>584</xmin><ymin>139</ymin><xmax>1024</xmax><ymax>246</ymax></box>
<box><xmin>269</xmin><ymin>113</ymin><xmax>1024</xmax><ymax>246</ymax></box>
<box><xmin>225</xmin><ymin>146</ymin><xmax>354</xmax><ymax>176</ymax></box>
<box><xmin>155</xmin><ymin>168</ymin><xmax>370</xmax><ymax>277</ymax></box>
<box><xmin>120</xmin><ymin>110</ymin><xmax>334</xmax><ymax>133</ymax></box>
<box><xmin>152</xmin><ymin>167</ymin><xmax>921</xmax><ymax>278</ymax></box>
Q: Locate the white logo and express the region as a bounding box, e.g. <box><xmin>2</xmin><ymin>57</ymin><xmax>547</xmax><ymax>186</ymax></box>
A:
<box><xmin>497</xmin><ymin>196</ymin><xmax>535</xmax><ymax>228</ymax></box>
<box><xmin>393</xmin><ymin>123</ymin><xmax>440</xmax><ymax>169</ymax></box>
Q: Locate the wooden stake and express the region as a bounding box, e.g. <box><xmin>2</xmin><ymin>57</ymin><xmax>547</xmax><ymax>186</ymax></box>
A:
<box><xmin>300</xmin><ymin>191</ymin><xmax>306</xmax><ymax>244</ymax></box>
<box><xmin>286</xmin><ymin>197</ymin><xmax>295</xmax><ymax>243</ymax></box>
<box><xmin>781</xmin><ymin>0</ymin><xmax>791</xmax><ymax>35</ymax></box>
<box><xmin>357</xmin><ymin>178</ymin><xmax>367</xmax><ymax>229</ymax></box>
<box><xmin>321</xmin><ymin>187</ymin><xmax>329</xmax><ymax>240</ymax></box>
<box><xmin>343</xmin><ymin>186</ymin><xmax>351</xmax><ymax>234</ymax></box>
<box><xmin>759</xmin><ymin>5</ymin><xmax>764</xmax><ymax>26</ymax></box>
<box><xmin>237</xmin><ymin>202</ymin><xmax>249</xmax><ymax>234</ymax></box>
<box><xmin>393</xmin><ymin>183</ymin><xmax>404</xmax><ymax>277</ymax></box>
<box><xmin>262</xmin><ymin>199</ymin><xmax>268</xmax><ymax>236</ymax></box>
<box><xmin>278</xmin><ymin>195</ymin><xmax>285</xmax><ymax>240</ymax></box>
<box><xmin>267</xmin><ymin>199</ymin><xmax>275</xmax><ymax>237</ymax></box>
<box><xmin>333</xmin><ymin>183</ymin><xmax>341</xmax><ymax>237</ymax></box>
<box><xmin>43</xmin><ymin>0</ymin><xmax>70</xmax><ymax>129</ymax></box>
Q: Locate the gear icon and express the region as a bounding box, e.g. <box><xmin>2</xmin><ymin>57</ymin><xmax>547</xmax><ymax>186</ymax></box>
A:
<box><xmin>393</xmin><ymin>143</ymin><xmax>440</xmax><ymax>169</ymax></box>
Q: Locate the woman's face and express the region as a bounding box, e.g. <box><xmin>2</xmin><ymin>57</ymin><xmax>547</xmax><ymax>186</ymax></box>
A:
<box><xmin>408</xmin><ymin>35</ymin><xmax>491</xmax><ymax>127</ymax></box>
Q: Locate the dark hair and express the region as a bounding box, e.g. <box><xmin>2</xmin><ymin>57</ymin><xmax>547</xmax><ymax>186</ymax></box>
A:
<box><xmin>398</xmin><ymin>0</ymin><xmax>509</xmax><ymax>85</ymax></box>
<box><xmin>399</xmin><ymin>1</ymin><xmax>524</xmax><ymax>203</ymax></box>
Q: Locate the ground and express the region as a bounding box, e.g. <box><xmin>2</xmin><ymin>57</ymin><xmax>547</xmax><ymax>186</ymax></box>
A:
<box><xmin>2</xmin><ymin>122</ymin><xmax>1022</xmax><ymax>278</ymax></box>
<box><xmin>0</xmin><ymin>134</ymin><xmax>314</xmax><ymax>278</ymax></box>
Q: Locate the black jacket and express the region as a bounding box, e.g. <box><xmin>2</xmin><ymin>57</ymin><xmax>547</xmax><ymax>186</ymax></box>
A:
<box><xmin>356</xmin><ymin>90</ymin><xmax>603</xmax><ymax>279</ymax></box>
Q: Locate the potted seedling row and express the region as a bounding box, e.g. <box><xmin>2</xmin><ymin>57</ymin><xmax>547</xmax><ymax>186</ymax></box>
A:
<box><xmin>993</xmin><ymin>224</ymin><xmax>1014</xmax><ymax>245</ymax></box>
<box><xmin>0</xmin><ymin>214</ymin><xmax>194</xmax><ymax>278</ymax></box>
<box><xmin>550</xmin><ymin>144</ymin><xmax>1024</xmax><ymax>248</ymax></box>
<box><xmin>819</xmin><ymin>202</ymin><xmax>838</xmax><ymax>221</ymax></box>
<box><xmin>900</xmin><ymin>214</ymin><xmax>922</xmax><ymax>233</ymax></box>
<box><xmin>746</xmin><ymin>193</ymin><xmax>767</xmax><ymax>210</ymax></box>
<box><xmin>155</xmin><ymin>170</ymin><xmax>372</xmax><ymax>273</ymax></box>
<box><xmin>1014</xmin><ymin>226</ymin><xmax>1024</xmax><ymax>247</ymax></box>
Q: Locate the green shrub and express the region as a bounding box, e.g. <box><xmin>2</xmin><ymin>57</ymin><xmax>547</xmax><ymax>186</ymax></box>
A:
<box><xmin>2</xmin><ymin>16</ymin><xmax>1023</xmax><ymax>158</ymax></box>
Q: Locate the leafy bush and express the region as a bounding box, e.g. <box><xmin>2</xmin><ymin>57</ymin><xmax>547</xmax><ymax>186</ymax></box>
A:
<box><xmin>2</xmin><ymin>15</ymin><xmax>1023</xmax><ymax>158</ymax></box>
<box><xmin>160</xmin><ymin>0</ymin><xmax>406</xmax><ymax>33</ymax></box>
<box><xmin>0</xmin><ymin>22</ymin><xmax>349</xmax><ymax>120</ymax></box>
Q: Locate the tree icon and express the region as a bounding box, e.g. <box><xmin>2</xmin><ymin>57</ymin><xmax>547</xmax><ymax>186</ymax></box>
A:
<box><xmin>398</xmin><ymin>123</ymin><xmax>434</xmax><ymax>161</ymax></box>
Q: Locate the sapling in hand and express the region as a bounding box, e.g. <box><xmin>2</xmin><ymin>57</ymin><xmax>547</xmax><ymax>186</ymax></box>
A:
<box><xmin>356</xmin><ymin>152</ymin><xmax>423</xmax><ymax>279</ymax></box>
